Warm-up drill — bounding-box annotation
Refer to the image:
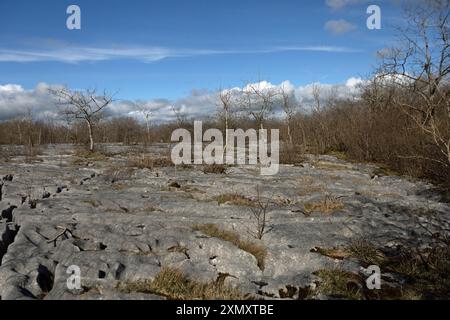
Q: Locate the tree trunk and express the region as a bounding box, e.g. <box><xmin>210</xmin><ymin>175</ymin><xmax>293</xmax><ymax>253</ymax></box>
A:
<box><xmin>17</xmin><ymin>123</ymin><xmax>22</xmax><ymax>145</ymax></box>
<box><xmin>224</xmin><ymin>109</ymin><xmax>228</xmax><ymax>148</ymax></box>
<box><xmin>87</xmin><ymin>121</ymin><xmax>94</xmax><ymax>152</ymax></box>
<box><xmin>301</xmin><ymin>125</ymin><xmax>307</xmax><ymax>152</ymax></box>
<box><xmin>286</xmin><ymin>118</ymin><xmax>293</xmax><ymax>146</ymax></box>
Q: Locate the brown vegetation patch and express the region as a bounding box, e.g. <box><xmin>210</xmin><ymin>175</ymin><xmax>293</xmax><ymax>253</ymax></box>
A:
<box><xmin>112</xmin><ymin>183</ymin><xmax>127</xmax><ymax>191</ymax></box>
<box><xmin>202</xmin><ymin>164</ymin><xmax>228</xmax><ymax>174</ymax></box>
<box><xmin>129</xmin><ymin>155</ymin><xmax>174</xmax><ymax>169</ymax></box>
<box><xmin>297</xmin><ymin>186</ymin><xmax>325</xmax><ymax>197</ymax></box>
<box><xmin>192</xmin><ymin>223</ymin><xmax>267</xmax><ymax>270</ymax></box>
<box><xmin>311</xmin><ymin>246</ymin><xmax>351</xmax><ymax>260</ymax></box>
<box><xmin>103</xmin><ymin>166</ymin><xmax>136</xmax><ymax>182</ymax></box>
<box><xmin>74</xmin><ymin>149</ymin><xmax>107</xmax><ymax>161</ymax></box>
<box><xmin>82</xmin><ymin>199</ymin><xmax>101</xmax><ymax>207</ymax></box>
<box><xmin>303</xmin><ymin>194</ymin><xmax>344</xmax><ymax>214</ymax></box>
<box><xmin>118</xmin><ymin>266</ymin><xmax>248</xmax><ymax>300</ymax></box>
<box><xmin>215</xmin><ymin>193</ymin><xmax>256</xmax><ymax>207</ymax></box>
<box><xmin>311</xmin><ymin>239</ymin><xmax>450</xmax><ymax>299</ymax></box>
<box><xmin>279</xmin><ymin>147</ymin><xmax>306</xmax><ymax>165</ymax></box>
<box><xmin>312</xmin><ymin>269</ymin><xmax>365</xmax><ymax>300</ymax></box>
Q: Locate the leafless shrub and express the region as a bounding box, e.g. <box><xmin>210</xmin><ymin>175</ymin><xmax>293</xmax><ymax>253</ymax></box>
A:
<box><xmin>279</xmin><ymin>145</ymin><xmax>306</xmax><ymax>165</ymax></box>
<box><xmin>247</xmin><ymin>186</ymin><xmax>273</xmax><ymax>240</ymax></box>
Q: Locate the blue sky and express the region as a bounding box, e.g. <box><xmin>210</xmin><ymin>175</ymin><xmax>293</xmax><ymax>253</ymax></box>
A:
<box><xmin>0</xmin><ymin>0</ymin><xmax>404</xmax><ymax>101</ymax></box>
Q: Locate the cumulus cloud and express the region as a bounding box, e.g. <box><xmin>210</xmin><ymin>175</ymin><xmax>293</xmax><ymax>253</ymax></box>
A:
<box><xmin>0</xmin><ymin>78</ymin><xmax>365</xmax><ymax>122</ymax></box>
<box><xmin>346</xmin><ymin>77</ymin><xmax>365</xmax><ymax>88</ymax></box>
<box><xmin>0</xmin><ymin>83</ymin><xmax>220</xmax><ymax>123</ymax></box>
<box><xmin>0</xmin><ymin>83</ymin><xmax>63</xmax><ymax>121</ymax></box>
<box><xmin>0</xmin><ymin>84</ymin><xmax>24</xmax><ymax>93</ymax></box>
<box><xmin>291</xmin><ymin>78</ymin><xmax>363</xmax><ymax>107</ymax></box>
<box><xmin>324</xmin><ymin>19</ymin><xmax>357</xmax><ymax>35</ymax></box>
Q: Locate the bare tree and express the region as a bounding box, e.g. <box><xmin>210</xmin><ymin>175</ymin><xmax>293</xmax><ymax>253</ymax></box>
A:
<box><xmin>50</xmin><ymin>88</ymin><xmax>114</xmax><ymax>152</ymax></box>
<box><xmin>377</xmin><ymin>0</ymin><xmax>449</xmax><ymax>166</ymax></box>
<box><xmin>311</xmin><ymin>84</ymin><xmax>330</xmax><ymax>153</ymax></box>
<box><xmin>312</xmin><ymin>83</ymin><xmax>323</xmax><ymax>113</ymax></box>
<box><xmin>134</xmin><ymin>102</ymin><xmax>152</xmax><ymax>145</ymax></box>
<box><xmin>240</xmin><ymin>82</ymin><xmax>278</xmax><ymax>130</ymax></box>
<box><xmin>218</xmin><ymin>88</ymin><xmax>235</xmax><ymax>150</ymax></box>
<box><xmin>171</xmin><ymin>105</ymin><xmax>187</xmax><ymax>126</ymax></box>
<box><xmin>23</xmin><ymin>108</ymin><xmax>35</xmax><ymax>150</ymax></box>
<box><xmin>280</xmin><ymin>86</ymin><xmax>297</xmax><ymax>145</ymax></box>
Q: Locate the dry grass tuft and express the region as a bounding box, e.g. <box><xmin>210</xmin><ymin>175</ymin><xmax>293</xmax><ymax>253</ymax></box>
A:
<box><xmin>371</xmin><ymin>164</ymin><xmax>401</xmax><ymax>177</ymax></box>
<box><xmin>141</xmin><ymin>204</ymin><xmax>163</xmax><ymax>213</ymax></box>
<box><xmin>326</xmin><ymin>151</ymin><xmax>349</xmax><ymax>161</ymax></box>
<box><xmin>346</xmin><ymin>239</ymin><xmax>450</xmax><ymax>299</ymax></box>
<box><xmin>297</xmin><ymin>186</ymin><xmax>325</xmax><ymax>197</ymax></box>
<box><xmin>311</xmin><ymin>246</ymin><xmax>351</xmax><ymax>260</ymax></box>
<box><xmin>303</xmin><ymin>194</ymin><xmax>344</xmax><ymax>214</ymax></box>
<box><xmin>112</xmin><ymin>183</ymin><xmax>127</xmax><ymax>191</ymax></box>
<box><xmin>349</xmin><ymin>239</ymin><xmax>386</xmax><ymax>266</ymax></box>
<box><xmin>82</xmin><ymin>199</ymin><xmax>101</xmax><ymax>208</ymax></box>
<box><xmin>215</xmin><ymin>193</ymin><xmax>255</xmax><ymax>207</ymax></box>
<box><xmin>71</xmin><ymin>158</ymin><xmax>87</xmax><ymax>166</ymax></box>
<box><xmin>129</xmin><ymin>155</ymin><xmax>174</xmax><ymax>169</ymax></box>
<box><xmin>193</xmin><ymin>224</ymin><xmax>267</xmax><ymax>270</ymax></box>
<box><xmin>118</xmin><ymin>267</ymin><xmax>248</xmax><ymax>300</ymax></box>
<box><xmin>74</xmin><ymin>149</ymin><xmax>107</xmax><ymax>161</ymax></box>
<box><xmin>103</xmin><ymin>166</ymin><xmax>136</xmax><ymax>182</ymax></box>
<box><xmin>202</xmin><ymin>164</ymin><xmax>228</xmax><ymax>174</ymax></box>
<box><xmin>313</xmin><ymin>268</ymin><xmax>364</xmax><ymax>300</ymax></box>
<box><xmin>298</xmin><ymin>175</ymin><xmax>315</xmax><ymax>186</ymax></box>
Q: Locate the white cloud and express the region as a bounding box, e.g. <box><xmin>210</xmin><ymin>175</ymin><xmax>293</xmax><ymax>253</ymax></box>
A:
<box><xmin>292</xmin><ymin>81</ymin><xmax>360</xmax><ymax>105</ymax></box>
<box><xmin>0</xmin><ymin>82</ymin><xmax>62</xmax><ymax>120</ymax></box>
<box><xmin>228</xmin><ymin>79</ymin><xmax>365</xmax><ymax>117</ymax></box>
<box><xmin>280</xmin><ymin>80</ymin><xmax>296</xmax><ymax>93</ymax></box>
<box><xmin>0</xmin><ymin>78</ymin><xmax>365</xmax><ymax>122</ymax></box>
<box><xmin>0</xmin><ymin>47</ymin><xmax>204</xmax><ymax>63</ymax></box>
<box><xmin>324</xmin><ymin>19</ymin><xmax>357</xmax><ymax>35</ymax></box>
<box><xmin>0</xmin><ymin>84</ymin><xmax>24</xmax><ymax>94</ymax></box>
<box><xmin>242</xmin><ymin>80</ymin><xmax>277</xmax><ymax>93</ymax></box>
<box><xmin>273</xmin><ymin>46</ymin><xmax>360</xmax><ymax>53</ymax></box>
<box><xmin>346</xmin><ymin>77</ymin><xmax>365</xmax><ymax>88</ymax></box>
<box><xmin>325</xmin><ymin>0</ymin><xmax>367</xmax><ymax>10</ymax></box>
<box><xmin>0</xmin><ymin>44</ymin><xmax>360</xmax><ymax>63</ymax></box>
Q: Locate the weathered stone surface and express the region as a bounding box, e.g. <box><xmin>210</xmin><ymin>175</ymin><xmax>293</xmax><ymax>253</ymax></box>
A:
<box><xmin>0</xmin><ymin>144</ymin><xmax>448</xmax><ymax>300</ymax></box>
